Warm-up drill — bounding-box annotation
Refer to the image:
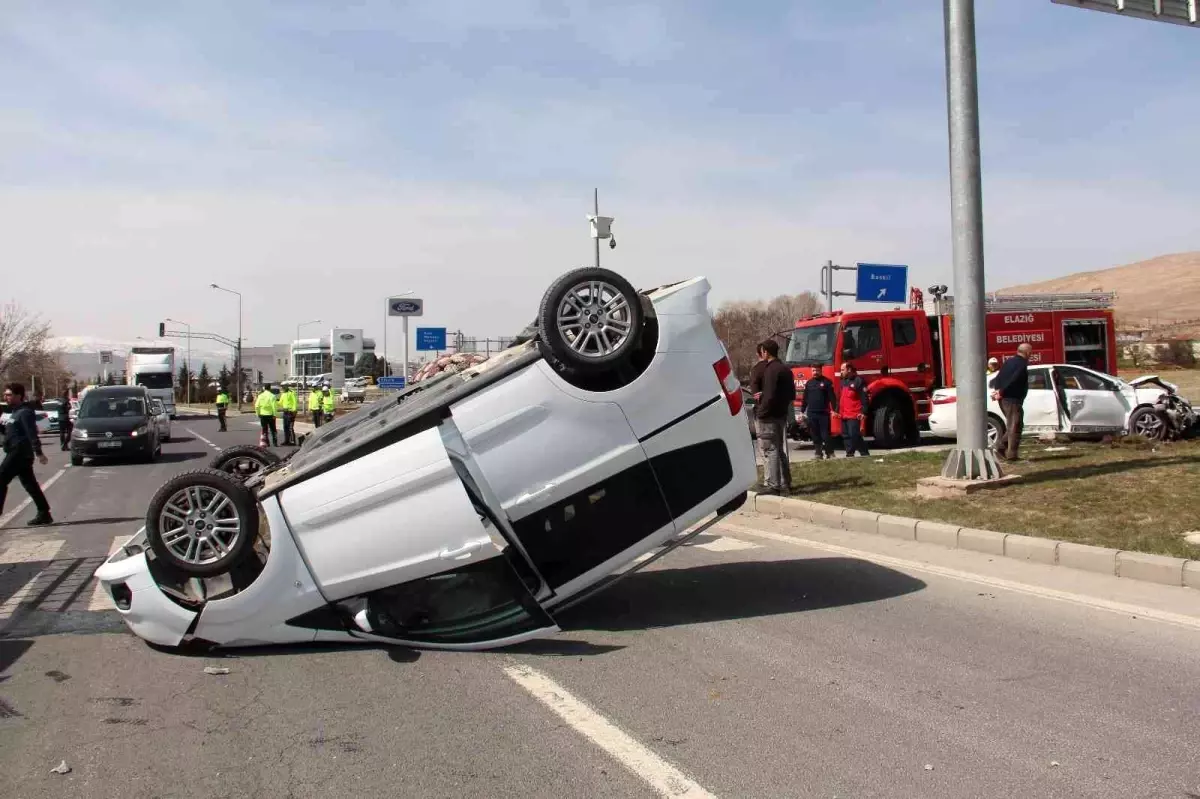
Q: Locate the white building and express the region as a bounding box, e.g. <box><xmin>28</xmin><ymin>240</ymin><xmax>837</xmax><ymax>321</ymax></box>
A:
<box><xmin>291</xmin><ymin>328</ymin><xmax>377</xmax><ymax>379</ymax></box>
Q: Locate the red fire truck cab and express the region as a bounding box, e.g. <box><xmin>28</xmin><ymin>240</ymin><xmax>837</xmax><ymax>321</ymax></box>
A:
<box><xmin>785</xmin><ymin>291</ymin><xmax>1117</xmax><ymax>448</ymax></box>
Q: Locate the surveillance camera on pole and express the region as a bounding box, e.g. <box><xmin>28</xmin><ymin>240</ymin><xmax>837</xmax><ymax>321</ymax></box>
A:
<box><xmin>588</xmin><ymin>188</ymin><xmax>615</xmax><ymax>267</ymax></box>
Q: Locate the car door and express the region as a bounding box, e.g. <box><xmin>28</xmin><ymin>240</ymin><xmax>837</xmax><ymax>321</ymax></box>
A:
<box><xmin>1052</xmin><ymin>365</ymin><xmax>1129</xmax><ymax>434</ymax></box>
<box><xmin>278</xmin><ymin>420</ymin><xmax>557</xmax><ymax>649</ymax></box>
<box><xmin>1016</xmin><ymin>366</ymin><xmax>1063</xmax><ymax>433</ymax></box>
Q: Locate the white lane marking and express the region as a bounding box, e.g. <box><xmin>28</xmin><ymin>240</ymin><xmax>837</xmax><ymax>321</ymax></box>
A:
<box><xmin>83</xmin><ymin>535</ymin><xmax>130</xmax><ymax>611</ymax></box>
<box><xmin>693</xmin><ymin>536</ymin><xmax>760</xmax><ymax>553</ymax></box>
<box><xmin>718</xmin><ymin>522</ymin><xmax>1200</xmax><ymax>632</ymax></box>
<box><xmin>185</xmin><ymin>427</ymin><xmax>222</xmax><ymax>452</ymax></box>
<box><xmin>0</xmin><ymin>466</ymin><xmax>68</xmax><ymax>528</ymax></box>
<box><xmin>0</xmin><ymin>539</ymin><xmax>66</xmax><ymax>621</ymax></box>
<box><xmin>503</xmin><ymin>663</ymin><xmax>717</xmax><ymax>798</ymax></box>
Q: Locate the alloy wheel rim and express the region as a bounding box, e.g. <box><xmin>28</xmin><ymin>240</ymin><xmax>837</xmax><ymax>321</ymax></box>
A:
<box><xmin>556</xmin><ymin>280</ymin><xmax>633</xmax><ymax>359</ymax></box>
<box><xmin>159</xmin><ymin>485</ymin><xmax>242</xmax><ymax>566</ymax></box>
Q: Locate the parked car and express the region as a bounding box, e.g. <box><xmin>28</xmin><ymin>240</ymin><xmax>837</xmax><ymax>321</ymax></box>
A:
<box><xmin>69</xmin><ymin>386</ymin><xmax>162</xmax><ymax>466</ymax></box>
<box><xmin>927</xmin><ymin>364</ymin><xmax>1195</xmax><ymax>446</ymax></box>
<box><xmin>42</xmin><ymin>399</ymin><xmax>65</xmax><ymax>433</ymax></box>
<box><xmin>0</xmin><ymin>407</ymin><xmax>52</xmax><ymax>435</ymax></box>
<box><xmin>95</xmin><ymin>267</ymin><xmax>755</xmax><ymax>653</ymax></box>
<box><xmin>340</xmin><ymin>377</ymin><xmax>367</xmax><ymax>403</ymax></box>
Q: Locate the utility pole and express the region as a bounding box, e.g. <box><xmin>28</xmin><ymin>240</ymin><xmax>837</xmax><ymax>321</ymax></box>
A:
<box><xmin>940</xmin><ymin>0</ymin><xmax>1002</xmax><ymax>481</ymax></box>
<box><xmin>588</xmin><ymin>189</ymin><xmax>615</xmax><ymax>268</ymax></box>
<box><xmin>593</xmin><ymin>188</ymin><xmax>601</xmax><ymax>269</ymax></box>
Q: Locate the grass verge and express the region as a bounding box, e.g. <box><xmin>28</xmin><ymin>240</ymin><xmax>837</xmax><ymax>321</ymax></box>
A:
<box><xmin>763</xmin><ymin>438</ymin><xmax>1200</xmax><ymax>558</ymax></box>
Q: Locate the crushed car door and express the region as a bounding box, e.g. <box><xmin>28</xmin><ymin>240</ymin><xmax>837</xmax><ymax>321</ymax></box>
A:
<box><xmin>278</xmin><ymin>423</ymin><xmax>556</xmax><ymax>648</ymax></box>
<box><xmin>1053</xmin><ymin>365</ymin><xmax>1129</xmax><ymax>434</ymax></box>
<box><xmin>1019</xmin><ymin>367</ymin><xmax>1063</xmax><ymax>433</ymax></box>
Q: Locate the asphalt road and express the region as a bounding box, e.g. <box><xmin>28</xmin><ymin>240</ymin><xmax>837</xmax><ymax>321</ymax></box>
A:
<box><xmin>2</xmin><ymin>416</ymin><xmax>1199</xmax><ymax>798</ymax></box>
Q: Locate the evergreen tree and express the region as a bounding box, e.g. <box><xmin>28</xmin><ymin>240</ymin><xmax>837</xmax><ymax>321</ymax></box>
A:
<box><xmin>197</xmin><ymin>363</ymin><xmax>212</xmax><ymax>402</ymax></box>
<box><xmin>218</xmin><ymin>363</ymin><xmax>230</xmax><ymax>391</ymax></box>
<box><xmin>177</xmin><ymin>364</ymin><xmax>191</xmax><ymax>402</ymax></box>
<box><xmin>104</xmin><ymin>372</ymin><xmax>116</xmax><ymax>386</ymax></box>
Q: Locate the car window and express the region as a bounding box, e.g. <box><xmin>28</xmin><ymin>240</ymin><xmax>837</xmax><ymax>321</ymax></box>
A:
<box><xmin>1028</xmin><ymin>368</ymin><xmax>1049</xmax><ymax>391</ymax></box>
<box><xmin>843</xmin><ymin>320</ymin><xmax>883</xmax><ymax>359</ymax></box>
<box><xmin>1057</xmin><ymin>366</ymin><xmax>1113</xmax><ymax>392</ymax></box>
<box><xmin>890</xmin><ymin>318</ymin><xmax>918</xmax><ymax>348</ymax></box>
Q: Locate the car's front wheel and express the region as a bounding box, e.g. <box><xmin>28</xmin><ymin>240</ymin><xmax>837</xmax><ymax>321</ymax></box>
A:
<box><xmin>1129</xmin><ymin>406</ymin><xmax>1166</xmax><ymax>441</ymax></box>
<box><xmin>987</xmin><ymin>414</ymin><xmax>1006</xmax><ymax>450</ymax></box>
<box><xmin>145</xmin><ymin>468</ymin><xmax>259</xmax><ymax>577</ymax></box>
<box><xmin>537</xmin><ymin>267</ymin><xmax>644</xmax><ymax>373</ymax></box>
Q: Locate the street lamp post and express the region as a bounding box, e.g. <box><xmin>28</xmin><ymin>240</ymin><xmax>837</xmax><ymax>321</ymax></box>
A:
<box><xmin>210</xmin><ymin>284</ymin><xmax>242</xmax><ymax>410</ymax></box>
<box><xmin>295</xmin><ymin>318</ymin><xmax>322</xmax><ymax>384</ymax></box>
<box><xmin>383</xmin><ymin>290</ymin><xmax>413</xmax><ymax>379</ymax></box>
<box><xmin>165</xmin><ymin>317</ymin><xmax>191</xmax><ymax>406</ymax></box>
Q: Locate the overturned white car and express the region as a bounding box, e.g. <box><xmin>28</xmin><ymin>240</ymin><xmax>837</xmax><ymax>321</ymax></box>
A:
<box><xmin>96</xmin><ymin>268</ymin><xmax>756</xmax><ymax>651</ymax></box>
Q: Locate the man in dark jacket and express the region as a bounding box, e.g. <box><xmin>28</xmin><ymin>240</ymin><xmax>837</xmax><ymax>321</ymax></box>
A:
<box><xmin>0</xmin><ymin>383</ymin><xmax>53</xmax><ymax>526</ymax></box>
<box><xmin>56</xmin><ymin>391</ymin><xmax>72</xmax><ymax>451</ymax></box>
<box><xmin>989</xmin><ymin>344</ymin><xmax>1031</xmax><ymax>461</ymax></box>
<box><xmin>749</xmin><ymin>340</ymin><xmax>795</xmax><ymax>495</ymax></box>
<box><xmin>801</xmin><ymin>364</ymin><xmax>837</xmax><ymax>460</ymax></box>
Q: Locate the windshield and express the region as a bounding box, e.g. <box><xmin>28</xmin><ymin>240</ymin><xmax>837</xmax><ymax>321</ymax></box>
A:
<box><xmin>79</xmin><ymin>395</ymin><xmax>147</xmax><ymax>419</ymax></box>
<box><xmin>135</xmin><ymin>373</ymin><xmax>174</xmax><ymax>390</ymax></box>
<box><xmin>785</xmin><ymin>323</ymin><xmax>838</xmax><ymax>366</ymax></box>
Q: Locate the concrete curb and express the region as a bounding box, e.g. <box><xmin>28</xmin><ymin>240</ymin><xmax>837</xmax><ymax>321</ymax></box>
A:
<box><xmin>747</xmin><ymin>492</ymin><xmax>1200</xmax><ymax>591</ymax></box>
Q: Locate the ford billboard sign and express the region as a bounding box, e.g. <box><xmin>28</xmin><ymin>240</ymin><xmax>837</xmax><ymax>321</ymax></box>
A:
<box><xmin>388</xmin><ymin>298</ymin><xmax>424</xmax><ymax>317</ymax></box>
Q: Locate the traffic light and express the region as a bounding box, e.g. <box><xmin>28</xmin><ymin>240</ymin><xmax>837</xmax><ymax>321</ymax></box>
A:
<box><xmin>158</xmin><ymin>322</ymin><xmax>165</xmax><ymax>337</ymax></box>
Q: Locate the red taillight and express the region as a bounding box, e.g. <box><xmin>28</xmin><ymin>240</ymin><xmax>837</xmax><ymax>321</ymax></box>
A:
<box><xmin>932</xmin><ymin>395</ymin><xmax>957</xmax><ymax>405</ymax></box>
<box><xmin>714</xmin><ymin>357</ymin><xmax>743</xmax><ymax>415</ymax></box>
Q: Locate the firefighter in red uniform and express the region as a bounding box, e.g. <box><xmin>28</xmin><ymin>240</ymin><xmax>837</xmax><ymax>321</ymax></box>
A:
<box><xmin>838</xmin><ymin>362</ymin><xmax>870</xmax><ymax>457</ymax></box>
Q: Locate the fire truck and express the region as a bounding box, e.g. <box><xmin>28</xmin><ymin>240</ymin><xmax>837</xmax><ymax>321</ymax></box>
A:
<box><xmin>785</xmin><ymin>289</ymin><xmax>1118</xmax><ymax>448</ymax></box>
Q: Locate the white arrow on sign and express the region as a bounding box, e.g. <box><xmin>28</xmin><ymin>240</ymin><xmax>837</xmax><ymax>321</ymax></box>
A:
<box><xmin>877</xmin><ymin>288</ymin><xmax>887</xmax><ymax>299</ymax></box>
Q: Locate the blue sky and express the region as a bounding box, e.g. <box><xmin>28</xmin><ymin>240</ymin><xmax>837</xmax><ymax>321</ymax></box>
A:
<box><xmin>3</xmin><ymin>1</ymin><xmax>1198</xmax><ymax>355</ymax></box>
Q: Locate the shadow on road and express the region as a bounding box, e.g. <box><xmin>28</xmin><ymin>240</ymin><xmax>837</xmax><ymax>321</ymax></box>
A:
<box><xmin>164</xmin><ymin>435</ymin><xmax>196</xmax><ymax>445</ymax></box>
<box><xmin>154</xmin><ymin>452</ymin><xmax>207</xmax><ymax>464</ymax></box>
<box><xmin>147</xmin><ymin>639</ymin><xmax>422</xmax><ymax>664</ymax></box>
<box><xmin>47</xmin><ymin>516</ymin><xmax>141</xmax><ymax>528</ymax></box>
<box><xmin>556</xmin><ymin>557</ymin><xmax>926</xmax><ymax>632</ymax></box>
<box><xmin>0</xmin><ymin>639</ymin><xmax>33</xmax><ymax>678</ymax></box>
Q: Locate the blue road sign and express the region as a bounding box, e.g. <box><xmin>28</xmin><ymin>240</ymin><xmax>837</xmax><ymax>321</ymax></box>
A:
<box><xmin>377</xmin><ymin>376</ymin><xmax>406</xmax><ymax>389</ymax></box>
<box><xmin>416</xmin><ymin>327</ymin><xmax>447</xmax><ymax>351</ymax></box>
<box><xmin>855</xmin><ymin>263</ymin><xmax>909</xmax><ymax>304</ymax></box>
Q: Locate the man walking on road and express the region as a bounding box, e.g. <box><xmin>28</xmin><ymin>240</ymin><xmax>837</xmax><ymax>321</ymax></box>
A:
<box><xmin>838</xmin><ymin>363</ymin><xmax>870</xmax><ymax>457</ymax></box>
<box><xmin>56</xmin><ymin>391</ymin><xmax>72</xmax><ymax>451</ymax></box>
<box><xmin>308</xmin><ymin>387</ymin><xmax>323</xmax><ymax>429</ymax></box>
<box><xmin>278</xmin><ymin>384</ymin><xmax>298</xmax><ymax>446</ymax></box>
<box><xmin>0</xmin><ymin>383</ymin><xmax>53</xmax><ymax>526</ymax></box>
<box><xmin>801</xmin><ymin>363</ymin><xmax>837</xmax><ymax>460</ymax></box>
<box><xmin>215</xmin><ymin>386</ymin><xmax>230</xmax><ymax>432</ymax></box>
<box><xmin>748</xmin><ymin>340</ymin><xmax>795</xmax><ymax>495</ymax></box>
<box><xmin>990</xmin><ymin>344</ymin><xmax>1032</xmax><ymax>462</ymax></box>
<box><xmin>255</xmin><ymin>385</ymin><xmax>279</xmax><ymax>447</ymax></box>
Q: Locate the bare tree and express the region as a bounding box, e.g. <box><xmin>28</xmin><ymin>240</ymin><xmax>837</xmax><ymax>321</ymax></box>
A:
<box><xmin>713</xmin><ymin>292</ymin><xmax>821</xmax><ymax>380</ymax></box>
<box><xmin>0</xmin><ymin>301</ymin><xmax>51</xmax><ymax>381</ymax></box>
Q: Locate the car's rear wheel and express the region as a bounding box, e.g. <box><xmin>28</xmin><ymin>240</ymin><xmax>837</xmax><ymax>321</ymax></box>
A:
<box><xmin>538</xmin><ymin>267</ymin><xmax>644</xmax><ymax>373</ymax></box>
<box><xmin>70</xmin><ymin>452</ymin><xmax>83</xmax><ymax>467</ymax></box>
<box><xmin>209</xmin><ymin>445</ymin><xmax>282</xmax><ymax>481</ymax></box>
<box><xmin>146</xmin><ymin>469</ymin><xmax>259</xmax><ymax>577</ymax></box>
<box><xmin>1129</xmin><ymin>406</ymin><xmax>1166</xmax><ymax>441</ymax></box>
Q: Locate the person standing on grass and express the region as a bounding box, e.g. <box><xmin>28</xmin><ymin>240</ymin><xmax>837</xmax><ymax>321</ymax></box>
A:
<box><xmin>838</xmin><ymin>363</ymin><xmax>870</xmax><ymax>457</ymax></box>
<box><xmin>801</xmin><ymin>363</ymin><xmax>837</xmax><ymax>460</ymax></box>
<box><xmin>0</xmin><ymin>383</ymin><xmax>53</xmax><ymax>526</ymax></box>
<box><xmin>255</xmin><ymin>384</ymin><xmax>279</xmax><ymax>447</ymax></box>
<box><xmin>990</xmin><ymin>343</ymin><xmax>1032</xmax><ymax>461</ymax></box>
<box><xmin>749</xmin><ymin>339</ymin><xmax>795</xmax><ymax>496</ymax></box>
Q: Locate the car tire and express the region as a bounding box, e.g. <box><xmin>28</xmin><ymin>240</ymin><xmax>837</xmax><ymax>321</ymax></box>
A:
<box><xmin>987</xmin><ymin>414</ymin><xmax>1006</xmax><ymax>451</ymax></box>
<box><xmin>537</xmin><ymin>267</ymin><xmax>644</xmax><ymax>373</ymax></box>
<box><xmin>1129</xmin><ymin>406</ymin><xmax>1166</xmax><ymax>441</ymax></box>
<box><xmin>70</xmin><ymin>452</ymin><xmax>83</xmax><ymax>467</ymax></box>
<box><xmin>209</xmin><ymin>445</ymin><xmax>282</xmax><ymax>481</ymax></box>
<box><xmin>145</xmin><ymin>468</ymin><xmax>259</xmax><ymax>578</ymax></box>
<box><xmin>872</xmin><ymin>400</ymin><xmax>907</xmax><ymax>449</ymax></box>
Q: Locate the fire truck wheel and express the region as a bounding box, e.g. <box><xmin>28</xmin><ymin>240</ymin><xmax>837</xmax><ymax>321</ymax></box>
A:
<box><xmin>872</xmin><ymin>400</ymin><xmax>907</xmax><ymax>449</ymax></box>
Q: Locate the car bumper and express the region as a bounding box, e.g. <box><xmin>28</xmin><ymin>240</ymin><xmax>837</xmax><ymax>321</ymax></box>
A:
<box><xmin>94</xmin><ymin>530</ymin><xmax>197</xmax><ymax>648</ymax></box>
<box><xmin>72</xmin><ymin>437</ymin><xmax>154</xmax><ymax>457</ymax></box>
<box><xmin>927</xmin><ymin>416</ymin><xmax>956</xmax><ymax>438</ymax></box>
